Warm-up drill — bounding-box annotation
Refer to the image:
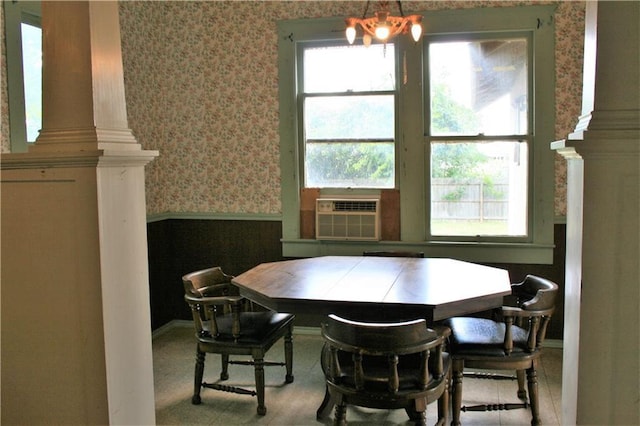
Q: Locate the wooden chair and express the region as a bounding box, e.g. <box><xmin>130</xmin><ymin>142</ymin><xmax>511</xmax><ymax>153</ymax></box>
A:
<box><xmin>363</xmin><ymin>250</ymin><xmax>425</xmax><ymax>257</ymax></box>
<box><xmin>182</xmin><ymin>266</ymin><xmax>295</xmax><ymax>415</ymax></box>
<box><xmin>442</xmin><ymin>275</ymin><xmax>558</xmax><ymax>425</ymax></box>
<box><xmin>319</xmin><ymin>314</ymin><xmax>450</xmax><ymax>426</ymax></box>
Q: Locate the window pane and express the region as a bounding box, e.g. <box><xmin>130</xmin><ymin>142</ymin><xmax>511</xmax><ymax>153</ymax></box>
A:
<box><xmin>304</xmin><ymin>44</ymin><xmax>395</xmax><ymax>93</ymax></box>
<box><xmin>305</xmin><ymin>95</ymin><xmax>394</xmax><ymax>139</ymax></box>
<box><xmin>306</xmin><ymin>142</ymin><xmax>394</xmax><ymax>188</ymax></box>
<box><xmin>21</xmin><ymin>22</ymin><xmax>42</xmax><ymax>143</ymax></box>
<box><xmin>430</xmin><ymin>141</ymin><xmax>528</xmax><ymax>236</ymax></box>
<box><xmin>429</xmin><ymin>38</ymin><xmax>528</xmax><ymax>136</ymax></box>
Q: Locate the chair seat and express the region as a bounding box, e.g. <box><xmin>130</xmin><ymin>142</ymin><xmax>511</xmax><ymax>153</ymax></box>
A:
<box><xmin>201</xmin><ymin>311</ymin><xmax>294</xmax><ymax>344</ymax></box>
<box><xmin>445</xmin><ymin>317</ymin><xmax>530</xmax><ymax>357</ymax></box>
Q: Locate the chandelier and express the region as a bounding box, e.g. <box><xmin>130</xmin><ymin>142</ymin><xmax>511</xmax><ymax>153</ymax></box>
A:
<box><xmin>345</xmin><ymin>1</ymin><xmax>423</xmax><ymax>46</ymax></box>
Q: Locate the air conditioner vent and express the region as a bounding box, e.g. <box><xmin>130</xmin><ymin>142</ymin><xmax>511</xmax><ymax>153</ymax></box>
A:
<box><xmin>333</xmin><ymin>200</ymin><xmax>378</xmax><ymax>212</ymax></box>
<box><xmin>316</xmin><ymin>197</ymin><xmax>380</xmax><ymax>241</ymax></box>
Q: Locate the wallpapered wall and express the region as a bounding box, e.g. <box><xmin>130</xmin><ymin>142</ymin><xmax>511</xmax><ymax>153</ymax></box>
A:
<box><xmin>1</xmin><ymin>6</ymin><xmax>8</xmax><ymax>152</ymax></box>
<box><xmin>1</xmin><ymin>1</ymin><xmax>585</xmax><ymax>217</ymax></box>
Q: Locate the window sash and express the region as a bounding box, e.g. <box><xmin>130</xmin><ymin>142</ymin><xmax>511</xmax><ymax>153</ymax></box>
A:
<box><xmin>424</xmin><ymin>31</ymin><xmax>534</xmax><ymax>242</ymax></box>
<box><xmin>298</xmin><ymin>41</ymin><xmax>398</xmax><ymax>190</ymax></box>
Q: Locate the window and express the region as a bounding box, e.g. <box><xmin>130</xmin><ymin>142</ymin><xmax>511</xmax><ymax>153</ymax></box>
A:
<box><xmin>278</xmin><ymin>6</ymin><xmax>556</xmax><ymax>263</ymax></box>
<box><xmin>301</xmin><ymin>43</ymin><xmax>396</xmax><ymax>188</ymax></box>
<box><xmin>4</xmin><ymin>1</ymin><xmax>42</xmax><ymax>153</ymax></box>
<box><xmin>427</xmin><ymin>36</ymin><xmax>529</xmax><ymax>238</ymax></box>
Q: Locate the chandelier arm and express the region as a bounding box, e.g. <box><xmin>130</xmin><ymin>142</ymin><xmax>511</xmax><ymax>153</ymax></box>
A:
<box><xmin>362</xmin><ymin>1</ymin><xmax>371</xmax><ymax>19</ymax></box>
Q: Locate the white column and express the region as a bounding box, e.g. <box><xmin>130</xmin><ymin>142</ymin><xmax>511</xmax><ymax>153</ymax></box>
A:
<box><xmin>553</xmin><ymin>1</ymin><xmax>639</xmax><ymax>424</ymax></box>
<box><xmin>1</xmin><ymin>2</ymin><xmax>158</xmax><ymax>424</ymax></box>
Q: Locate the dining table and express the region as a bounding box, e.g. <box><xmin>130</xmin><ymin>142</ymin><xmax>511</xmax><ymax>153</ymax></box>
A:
<box><xmin>232</xmin><ymin>255</ymin><xmax>511</xmax><ymax>323</ymax></box>
<box><xmin>232</xmin><ymin>255</ymin><xmax>512</xmax><ymax>419</ymax></box>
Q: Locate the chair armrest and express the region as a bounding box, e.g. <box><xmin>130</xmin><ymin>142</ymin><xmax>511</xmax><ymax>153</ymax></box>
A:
<box><xmin>502</xmin><ymin>305</ymin><xmax>554</xmax><ymax>318</ymax></box>
<box><xmin>184</xmin><ymin>293</ymin><xmax>244</xmax><ymax>306</ymax></box>
<box><xmin>195</xmin><ymin>283</ymin><xmax>240</xmax><ymax>297</ymax></box>
<box><xmin>520</xmin><ymin>290</ymin><xmax>556</xmax><ymax>312</ymax></box>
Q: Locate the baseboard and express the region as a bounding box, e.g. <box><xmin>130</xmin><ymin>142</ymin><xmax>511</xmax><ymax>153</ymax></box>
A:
<box><xmin>544</xmin><ymin>339</ymin><xmax>563</xmax><ymax>349</ymax></box>
<box><xmin>152</xmin><ymin>319</ymin><xmax>192</xmax><ymax>339</ymax></box>
<box><xmin>292</xmin><ymin>326</ymin><xmax>321</xmax><ymax>335</ymax></box>
<box><xmin>152</xmin><ymin>319</ymin><xmax>321</xmax><ymax>339</ymax></box>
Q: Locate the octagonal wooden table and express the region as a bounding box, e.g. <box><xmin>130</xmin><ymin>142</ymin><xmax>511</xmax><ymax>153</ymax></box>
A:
<box><xmin>232</xmin><ymin>256</ymin><xmax>511</xmax><ymax>323</ymax></box>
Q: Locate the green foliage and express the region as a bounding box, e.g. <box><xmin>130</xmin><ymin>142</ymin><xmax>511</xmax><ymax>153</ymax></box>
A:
<box><xmin>306</xmin><ymin>143</ymin><xmax>393</xmax><ymax>186</ymax></box>
<box><xmin>431</xmin><ymin>143</ymin><xmax>487</xmax><ymax>180</ymax></box>
<box><xmin>440</xmin><ymin>186</ymin><xmax>467</xmax><ymax>201</ymax></box>
<box><xmin>431</xmin><ymin>83</ymin><xmax>478</xmax><ymax>135</ymax></box>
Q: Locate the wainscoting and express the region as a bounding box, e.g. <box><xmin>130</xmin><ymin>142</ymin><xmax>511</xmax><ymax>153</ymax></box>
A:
<box><xmin>147</xmin><ymin>219</ymin><xmax>566</xmax><ymax>339</ymax></box>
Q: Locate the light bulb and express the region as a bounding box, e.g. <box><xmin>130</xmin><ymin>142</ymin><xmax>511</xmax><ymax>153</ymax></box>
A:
<box><xmin>375</xmin><ymin>25</ymin><xmax>390</xmax><ymax>41</ymax></box>
<box><xmin>411</xmin><ymin>23</ymin><xmax>422</xmax><ymax>42</ymax></box>
<box><xmin>346</xmin><ymin>26</ymin><xmax>356</xmax><ymax>44</ymax></box>
<box><xmin>363</xmin><ymin>34</ymin><xmax>372</xmax><ymax>47</ymax></box>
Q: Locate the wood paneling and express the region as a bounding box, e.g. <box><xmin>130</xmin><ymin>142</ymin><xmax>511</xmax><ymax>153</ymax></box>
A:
<box><xmin>147</xmin><ymin>219</ymin><xmax>565</xmax><ymax>340</ymax></box>
<box><xmin>147</xmin><ymin>219</ymin><xmax>283</xmax><ymax>329</ymax></box>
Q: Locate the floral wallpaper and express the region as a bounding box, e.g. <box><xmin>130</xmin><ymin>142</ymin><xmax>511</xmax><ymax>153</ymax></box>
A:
<box><xmin>2</xmin><ymin>1</ymin><xmax>585</xmax><ymax>216</ymax></box>
<box><xmin>1</xmin><ymin>5</ymin><xmax>9</xmax><ymax>153</ymax></box>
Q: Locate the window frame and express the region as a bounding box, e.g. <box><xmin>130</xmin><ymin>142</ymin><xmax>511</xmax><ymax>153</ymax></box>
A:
<box><xmin>278</xmin><ymin>5</ymin><xmax>556</xmax><ymax>264</ymax></box>
<box><xmin>4</xmin><ymin>0</ymin><xmax>42</xmax><ymax>153</ymax></box>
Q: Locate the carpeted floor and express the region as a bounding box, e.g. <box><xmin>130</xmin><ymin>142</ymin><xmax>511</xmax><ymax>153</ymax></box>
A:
<box><xmin>153</xmin><ymin>322</ymin><xmax>562</xmax><ymax>425</ymax></box>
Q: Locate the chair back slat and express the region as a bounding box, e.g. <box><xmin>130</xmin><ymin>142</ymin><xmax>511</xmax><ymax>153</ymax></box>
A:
<box><xmin>354</xmin><ymin>352</ymin><xmax>365</xmax><ymax>390</ymax></box>
<box><xmin>419</xmin><ymin>350</ymin><xmax>430</xmax><ymax>389</ymax></box>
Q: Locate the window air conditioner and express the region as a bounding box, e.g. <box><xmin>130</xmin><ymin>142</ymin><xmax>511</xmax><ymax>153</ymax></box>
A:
<box><xmin>315</xmin><ymin>197</ymin><xmax>380</xmax><ymax>241</ymax></box>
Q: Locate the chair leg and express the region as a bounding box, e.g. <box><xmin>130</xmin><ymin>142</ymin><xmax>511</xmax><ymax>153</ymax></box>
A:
<box><xmin>412</xmin><ymin>398</ymin><xmax>428</xmax><ymax>426</ymax></box>
<box><xmin>220</xmin><ymin>354</ymin><xmax>230</xmax><ymax>380</ymax></box>
<box><xmin>437</xmin><ymin>368</ymin><xmax>450</xmax><ymax>426</ymax></box>
<box><xmin>192</xmin><ymin>348</ymin><xmax>205</xmax><ymax>405</ymax></box>
<box><xmin>517</xmin><ymin>369</ymin><xmax>527</xmax><ymax>399</ymax></box>
<box><xmin>333</xmin><ymin>395</ymin><xmax>347</xmax><ymax>426</ymax></box>
<box><xmin>317</xmin><ymin>385</ymin><xmax>334</xmax><ymax>420</ymax></box>
<box><xmin>451</xmin><ymin>359</ymin><xmax>464</xmax><ymax>426</ymax></box>
<box><xmin>254</xmin><ymin>357</ymin><xmax>267</xmax><ymax>415</ymax></box>
<box><xmin>284</xmin><ymin>326</ymin><xmax>294</xmax><ymax>383</ymax></box>
<box><xmin>527</xmin><ymin>362</ymin><xmax>541</xmax><ymax>426</ymax></box>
